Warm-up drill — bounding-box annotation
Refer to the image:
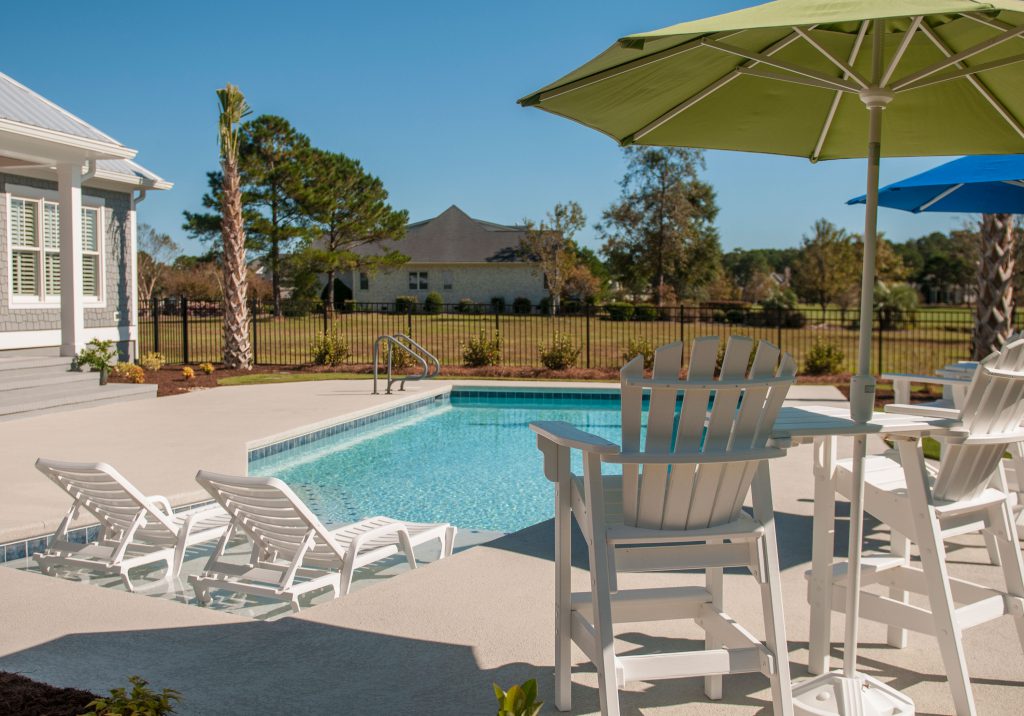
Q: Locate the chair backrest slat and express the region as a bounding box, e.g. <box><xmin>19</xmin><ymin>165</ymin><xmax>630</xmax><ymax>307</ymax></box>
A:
<box><xmin>660</xmin><ymin>336</ymin><xmax>718</xmax><ymax>529</ymax></box>
<box><xmin>933</xmin><ymin>338</ymin><xmax>1024</xmax><ymax>501</ymax></box>
<box><xmin>622</xmin><ymin>337</ymin><xmax>795</xmax><ymax>531</ymax></box>
<box><xmin>619</xmin><ymin>355</ymin><xmax>645</xmax><ymax>522</ymax></box>
<box><xmin>35</xmin><ymin>459</ymin><xmax>177</xmax><ymax>537</ymax></box>
<box><xmin>197</xmin><ymin>471</ymin><xmax>346</xmax><ymax>565</ymax></box>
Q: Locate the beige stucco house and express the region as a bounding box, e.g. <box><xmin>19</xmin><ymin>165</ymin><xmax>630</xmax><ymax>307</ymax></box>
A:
<box><xmin>342</xmin><ymin>205</ymin><xmax>546</xmax><ymax>307</ymax></box>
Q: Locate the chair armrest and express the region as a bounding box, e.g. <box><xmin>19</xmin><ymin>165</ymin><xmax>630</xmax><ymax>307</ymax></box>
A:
<box><xmin>529</xmin><ymin>421</ymin><xmax>619</xmax><ymax>455</ymax></box>
<box><xmin>881</xmin><ymin>373</ymin><xmax>969</xmax><ymax>387</ymax></box>
<box><xmin>602</xmin><ymin>447</ymin><xmax>787</xmax><ymax>465</ymax></box>
<box><xmin>884</xmin><ymin>403</ymin><xmax>960</xmax><ymax>419</ymax></box>
<box><xmin>346</xmin><ymin>522</ymin><xmax>409</xmax><ymax>557</ymax></box>
<box><xmin>148</xmin><ymin>495</ymin><xmax>173</xmax><ymax>516</ymax></box>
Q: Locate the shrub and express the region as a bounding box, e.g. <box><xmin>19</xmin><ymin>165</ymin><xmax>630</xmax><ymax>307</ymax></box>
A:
<box><xmin>633</xmin><ymin>303</ymin><xmax>659</xmax><ymax>321</ymax></box>
<box><xmin>455</xmin><ymin>298</ymin><xmax>478</xmax><ymax>314</ymax></box>
<box><xmin>538</xmin><ymin>296</ymin><xmax>551</xmax><ymax>315</ymax></box>
<box><xmin>875</xmin><ymin>282</ymin><xmax>919</xmax><ymax>330</ymax></box>
<box><xmin>462</xmin><ymin>330</ymin><xmax>502</xmax><ymax>367</ymax></box>
<box><xmin>395</xmin><ymin>295</ymin><xmax>418</xmax><ymax>313</ymax></box>
<box><xmin>110</xmin><ymin>363</ymin><xmax>145</xmax><ymax>384</ymax></box>
<box><xmin>341</xmin><ymin>299</ymin><xmax>361</xmax><ymax>313</ymax></box>
<box><xmin>77</xmin><ymin>339</ymin><xmax>118</xmax><ymax>372</ymax></box>
<box><xmin>181</xmin><ymin>366</ymin><xmax>195</xmax><ymax>380</ymax></box>
<box><xmin>539</xmin><ymin>333</ymin><xmax>581</xmax><ymax>370</ymax></box>
<box><xmin>139</xmin><ymin>352</ymin><xmax>165</xmax><ymax>372</ymax></box>
<box><xmin>561</xmin><ymin>299</ymin><xmax>583</xmax><ymax>315</ymax></box>
<box><xmin>804</xmin><ymin>341</ymin><xmax>846</xmax><ymax>375</ymax></box>
<box><xmin>760</xmin><ymin>289</ymin><xmax>799</xmax><ymax>327</ymax></box>
<box><xmin>711</xmin><ymin>309</ymin><xmax>727</xmax><ymax>324</ymax></box>
<box><xmin>82</xmin><ymin>675</ymin><xmax>181</xmax><ymax>716</ymax></box>
<box><xmin>424</xmin><ymin>291</ymin><xmax>444</xmax><ymax>314</ymax></box>
<box><xmin>493</xmin><ymin>678</ymin><xmax>543</xmax><ymax>716</ymax></box>
<box><xmin>622</xmin><ymin>336</ymin><xmax>655</xmax><ymax>370</ymax></box>
<box><xmin>605</xmin><ymin>302</ymin><xmax>635</xmax><ymax>321</ymax></box>
<box><xmin>198</xmin><ymin>362</ymin><xmax>215</xmax><ymax>375</ymax></box>
<box><xmin>512</xmin><ymin>297</ymin><xmax>532</xmax><ymax>315</ymax></box>
<box><xmin>725</xmin><ymin>307</ymin><xmax>747</xmax><ymax>325</ymax></box>
<box><xmin>784</xmin><ymin>310</ymin><xmax>807</xmax><ymax>328</ymax></box>
<box><xmin>490</xmin><ymin>296</ymin><xmax>506</xmax><ymax>314</ymax></box>
<box><xmin>385</xmin><ymin>342</ymin><xmax>417</xmax><ymax>370</ymax></box>
<box><xmin>282</xmin><ymin>295</ymin><xmax>320</xmax><ymax>317</ymax></box>
<box><xmin>310</xmin><ymin>332</ymin><xmax>351</xmax><ymax>366</ymax></box>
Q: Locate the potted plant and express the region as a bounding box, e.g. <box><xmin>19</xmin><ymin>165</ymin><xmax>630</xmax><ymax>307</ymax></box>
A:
<box><xmin>76</xmin><ymin>339</ymin><xmax>119</xmax><ymax>385</ymax></box>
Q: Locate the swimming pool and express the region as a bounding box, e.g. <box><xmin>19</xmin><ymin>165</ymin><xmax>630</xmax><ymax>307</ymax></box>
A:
<box><xmin>248</xmin><ymin>390</ymin><xmax>625</xmax><ymax>533</ymax></box>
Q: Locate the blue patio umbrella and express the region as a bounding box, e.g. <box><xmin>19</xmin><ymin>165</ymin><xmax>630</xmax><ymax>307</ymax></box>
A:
<box><xmin>849</xmin><ymin>154</ymin><xmax>1024</xmax><ymax>213</ymax></box>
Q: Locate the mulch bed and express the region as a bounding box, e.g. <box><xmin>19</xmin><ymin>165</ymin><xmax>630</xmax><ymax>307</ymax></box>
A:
<box><xmin>0</xmin><ymin>671</ymin><xmax>97</xmax><ymax>716</ymax></box>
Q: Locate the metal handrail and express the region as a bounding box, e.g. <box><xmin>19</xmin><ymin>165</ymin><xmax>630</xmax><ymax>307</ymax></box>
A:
<box><xmin>372</xmin><ymin>334</ymin><xmax>441</xmax><ymax>395</ymax></box>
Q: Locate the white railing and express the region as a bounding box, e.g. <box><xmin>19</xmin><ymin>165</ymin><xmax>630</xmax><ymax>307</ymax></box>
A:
<box><xmin>372</xmin><ymin>333</ymin><xmax>441</xmax><ymax>395</ymax></box>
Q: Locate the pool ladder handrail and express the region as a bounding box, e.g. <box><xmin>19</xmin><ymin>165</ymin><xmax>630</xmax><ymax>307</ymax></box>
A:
<box><xmin>373</xmin><ymin>333</ymin><xmax>441</xmax><ymax>395</ymax></box>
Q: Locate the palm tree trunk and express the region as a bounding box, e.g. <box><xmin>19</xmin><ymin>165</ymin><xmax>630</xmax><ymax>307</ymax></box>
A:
<box><xmin>222</xmin><ymin>156</ymin><xmax>252</xmax><ymax>369</ymax></box>
<box><xmin>973</xmin><ymin>213</ymin><xmax>1016</xmax><ymax>360</ymax></box>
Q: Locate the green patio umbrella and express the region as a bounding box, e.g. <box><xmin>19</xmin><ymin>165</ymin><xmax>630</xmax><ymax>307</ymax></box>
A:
<box><xmin>519</xmin><ymin>2</ymin><xmax>1024</xmax><ymax>715</ymax></box>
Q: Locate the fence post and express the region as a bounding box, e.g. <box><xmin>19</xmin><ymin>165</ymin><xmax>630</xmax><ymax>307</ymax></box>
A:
<box><xmin>876</xmin><ymin>309</ymin><xmax>883</xmax><ymax>376</ymax></box>
<box><xmin>777</xmin><ymin>311</ymin><xmax>783</xmax><ymax>351</ymax></box>
<box><xmin>322</xmin><ymin>301</ymin><xmax>329</xmax><ymax>335</ymax></box>
<box><xmin>181</xmin><ymin>296</ymin><xmax>190</xmax><ymax>365</ymax></box>
<box><xmin>250</xmin><ymin>297</ymin><xmax>258</xmax><ymax>365</ymax></box>
<box><xmin>586</xmin><ymin>305</ymin><xmax>591</xmax><ymax>369</ymax></box>
<box><xmin>407</xmin><ymin>305</ymin><xmax>413</xmax><ymax>335</ymax></box>
<box><xmin>151</xmin><ymin>299</ymin><xmax>160</xmax><ymax>355</ymax></box>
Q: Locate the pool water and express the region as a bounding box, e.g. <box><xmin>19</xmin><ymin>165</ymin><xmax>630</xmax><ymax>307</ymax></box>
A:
<box><xmin>249</xmin><ymin>393</ymin><xmax>625</xmax><ymax>533</ymax></box>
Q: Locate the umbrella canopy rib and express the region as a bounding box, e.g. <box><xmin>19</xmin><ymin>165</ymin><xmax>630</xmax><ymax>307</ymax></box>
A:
<box><xmin>919</xmin><ymin>22</ymin><xmax>1024</xmax><ymax>139</ymax></box>
<box><xmin>813</xmin><ymin>21</ymin><xmax>870</xmax><ymax>161</ymax></box>
<box><xmin>890</xmin><ymin>24</ymin><xmax>1024</xmax><ymax>89</ymax></box>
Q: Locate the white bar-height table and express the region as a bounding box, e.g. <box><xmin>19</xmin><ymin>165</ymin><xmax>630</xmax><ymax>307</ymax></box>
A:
<box><xmin>770</xmin><ymin>403</ymin><xmax>954</xmax><ymax>716</ymax></box>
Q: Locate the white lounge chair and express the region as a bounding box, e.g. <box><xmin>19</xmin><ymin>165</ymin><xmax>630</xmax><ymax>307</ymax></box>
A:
<box><xmin>33</xmin><ymin>458</ymin><xmax>230</xmax><ymax>591</ymax></box>
<box><xmin>190</xmin><ymin>471</ymin><xmax>456</xmax><ymax>612</ymax></box>
<box><xmin>531</xmin><ymin>336</ymin><xmax>797</xmax><ymax>716</ymax></box>
<box><xmin>812</xmin><ymin>340</ymin><xmax>1024</xmax><ymax>716</ymax></box>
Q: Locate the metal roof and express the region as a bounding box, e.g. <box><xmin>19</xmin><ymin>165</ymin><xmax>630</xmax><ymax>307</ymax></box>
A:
<box><xmin>0</xmin><ymin>72</ymin><xmax>123</xmax><ymax>145</ymax></box>
<box><xmin>358</xmin><ymin>205</ymin><xmax>526</xmax><ymax>263</ymax></box>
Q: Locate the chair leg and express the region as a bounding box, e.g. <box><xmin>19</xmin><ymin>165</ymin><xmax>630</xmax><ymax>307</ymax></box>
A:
<box><xmin>704</xmin><ymin>552</ymin><xmax>724</xmax><ymax>701</ymax></box>
<box><xmin>808</xmin><ymin>436</ymin><xmax>837</xmax><ymax>676</ymax></box>
<box><xmin>896</xmin><ymin>439</ymin><xmax>976</xmax><ymax>716</ymax></box>
<box><xmin>988</xmin><ymin>502</ymin><xmax>1024</xmax><ymax>654</ymax></box>
<box><xmin>554</xmin><ymin>481</ymin><xmax>573</xmax><ymax>712</ymax></box>
<box><xmin>443</xmin><ymin>526</ymin><xmax>457</xmax><ymax>558</ymax></box>
<box><xmin>982</xmin><ymin>530</ymin><xmax>1002</xmax><ymax>567</ymax></box>
<box><xmin>752</xmin><ymin>462</ymin><xmax>794</xmax><ymax>716</ymax></box>
<box><xmin>887</xmin><ymin>529</ymin><xmax>911</xmax><ymax>648</ymax></box>
<box><xmin>588</xmin><ymin>537</ymin><xmax>620</xmax><ymax>716</ymax></box>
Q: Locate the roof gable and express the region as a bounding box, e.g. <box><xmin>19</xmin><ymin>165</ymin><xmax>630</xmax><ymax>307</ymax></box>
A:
<box><xmin>367</xmin><ymin>205</ymin><xmax>527</xmax><ymax>263</ymax></box>
<box><xmin>0</xmin><ymin>73</ymin><xmax>122</xmax><ymax>145</ymax></box>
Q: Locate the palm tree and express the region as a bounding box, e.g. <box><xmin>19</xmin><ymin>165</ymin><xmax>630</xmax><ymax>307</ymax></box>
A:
<box><xmin>217</xmin><ymin>84</ymin><xmax>253</xmax><ymax>369</ymax></box>
<box><xmin>973</xmin><ymin>213</ymin><xmax>1017</xmax><ymax>360</ymax></box>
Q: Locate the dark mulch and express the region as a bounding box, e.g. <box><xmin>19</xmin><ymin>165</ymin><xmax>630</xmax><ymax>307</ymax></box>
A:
<box><xmin>0</xmin><ymin>671</ymin><xmax>97</xmax><ymax>716</ymax></box>
<box><xmin>111</xmin><ymin>362</ymin><xmax>870</xmax><ymax>398</ymax></box>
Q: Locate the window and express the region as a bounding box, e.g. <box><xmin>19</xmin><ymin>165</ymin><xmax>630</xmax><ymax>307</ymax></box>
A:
<box><xmin>442</xmin><ymin>271</ymin><xmax>453</xmax><ymax>290</ymax></box>
<box><xmin>359</xmin><ymin>272</ymin><xmax>369</xmax><ymax>290</ymax></box>
<box><xmin>10</xmin><ymin>199</ymin><xmax>39</xmax><ymax>296</ymax></box>
<box><xmin>408</xmin><ymin>271</ymin><xmax>428</xmax><ymax>290</ymax></box>
<box><xmin>9</xmin><ymin>196</ymin><xmax>102</xmax><ymax>302</ymax></box>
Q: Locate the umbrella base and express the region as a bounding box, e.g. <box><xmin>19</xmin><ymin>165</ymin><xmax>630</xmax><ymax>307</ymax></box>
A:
<box><xmin>793</xmin><ymin>672</ymin><xmax>915</xmax><ymax>716</ymax></box>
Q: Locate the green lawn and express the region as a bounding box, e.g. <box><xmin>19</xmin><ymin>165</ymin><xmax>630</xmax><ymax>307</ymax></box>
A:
<box><xmin>141</xmin><ymin>308</ymin><xmax>979</xmax><ymax>377</ymax></box>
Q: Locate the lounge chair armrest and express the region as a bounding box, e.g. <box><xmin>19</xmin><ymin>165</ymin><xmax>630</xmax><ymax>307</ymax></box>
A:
<box><xmin>148</xmin><ymin>495</ymin><xmax>173</xmax><ymax>516</ymax></box>
<box><xmin>346</xmin><ymin>522</ymin><xmax>410</xmax><ymax>557</ymax></box>
<box><xmin>529</xmin><ymin>420</ymin><xmax>619</xmax><ymax>454</ymax></box>
<box><xmin>602</xmin><ymin>447</ymin><xmax>787</xmax><ymax>465</ymax></box>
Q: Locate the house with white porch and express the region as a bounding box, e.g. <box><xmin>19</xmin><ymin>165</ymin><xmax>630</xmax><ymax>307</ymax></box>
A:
<box><xmin>0</xmin><ymin>72</ymin><xmax>169</xmax><ymax>419</ymax></box>
<box><xmin>0</xmin><ymin>72</ymin><xmax>170</xmax><ymax>359</ymax></box>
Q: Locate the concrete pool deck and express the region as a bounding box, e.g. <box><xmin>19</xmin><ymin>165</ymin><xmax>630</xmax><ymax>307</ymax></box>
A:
<box><xmin>0</xmin><ymin>380</ymin><xmax>1021</xmax><ymax>714</ymax></box>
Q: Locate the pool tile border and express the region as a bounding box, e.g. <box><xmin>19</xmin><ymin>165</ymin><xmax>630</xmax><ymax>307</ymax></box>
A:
<box><xmin>248</xmin><ymin>392</ymin><xmax>451</xmax><ymax>462</ymax></box>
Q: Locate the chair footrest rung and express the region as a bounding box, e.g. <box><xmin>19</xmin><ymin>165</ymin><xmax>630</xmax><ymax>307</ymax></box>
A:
<box><xmin>617</xmin><ymin>646</ymin><xmax>770</xmax><ymax>684</ymax></box>
<box><xmin>572</xmin><ymin>587</ymin><xmax>712</xmax><ymax>623</ymax></box>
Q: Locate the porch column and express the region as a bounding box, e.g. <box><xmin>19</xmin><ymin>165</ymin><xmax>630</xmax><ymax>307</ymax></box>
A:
<box><xmin>57</xmin><ymin>162</ymin><xmax>84</xmax><ymax>357</ymax></box>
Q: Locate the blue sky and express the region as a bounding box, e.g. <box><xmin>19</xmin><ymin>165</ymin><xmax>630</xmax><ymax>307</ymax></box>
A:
<box><xmin>4</xmin><ymin>1</ymin><xmax>968</xmax><ymax>256</ymax></box>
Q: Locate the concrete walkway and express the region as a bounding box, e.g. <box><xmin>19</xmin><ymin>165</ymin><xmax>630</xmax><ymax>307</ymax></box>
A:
<box><xmin>0</xmin><ymin>381</ymin><xmax>1021</xmax><ymax>714</ymax></box>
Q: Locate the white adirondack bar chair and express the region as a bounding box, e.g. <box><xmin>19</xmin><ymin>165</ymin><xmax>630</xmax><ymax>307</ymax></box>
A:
<box><xmin>530</xmin><ymin>336</ymin><xmax>797</xmax><ymax>716</ymax></box>
<box><xmin>33</xmin><ymin>458</ymin><xmax>230</xmax><ymax>591</ymax></box>
<box><xmin>812</xmin><ymin>340</ymin><xmax>1024</xmax><ymax>716</ymax></box>
<box><xmin>883</xmin><ymin>334</ymin><xmax>1024</xmax><ymax>546</ymax></box>
<box><xmin>190</xmin><ymin>471</ymin><xmax>456</xmax><ymax>612</ymax></box>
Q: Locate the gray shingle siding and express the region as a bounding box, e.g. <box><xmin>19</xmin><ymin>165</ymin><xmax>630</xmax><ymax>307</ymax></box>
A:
<box><xmin>0</xmin><ymin>172</ymin><xmax>133</xmax><ymax>334</ymax></box>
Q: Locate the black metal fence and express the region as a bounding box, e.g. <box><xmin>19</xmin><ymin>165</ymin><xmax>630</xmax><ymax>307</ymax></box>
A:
<box><xmin>137</xmin><ymin>298</ymin><xmax>1002</xmax><ymax>376</ymax></box>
